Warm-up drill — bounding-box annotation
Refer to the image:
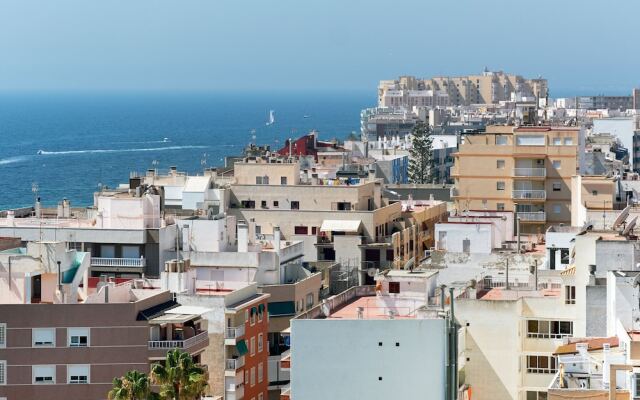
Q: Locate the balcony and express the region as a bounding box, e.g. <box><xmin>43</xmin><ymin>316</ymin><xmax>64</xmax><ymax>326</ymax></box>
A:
<box><xmin>91</xmin><ymin>257</ymin><xmax>145</xmax><ymax>268</ymax></box>
<box><xmin>517</xmin><ymin>211</ymin><xmax>546</xmax><ymax>222</ymax></box>
<box><xmin>224</xmin><ymin>325</ymin><xmax>245</xmax><ymax>345</ymax></box>
<box><xmin>148</xmin><ymin>330</ymin><xmax>208</xmax><ymax>350</ymax></box>
<box><xmin>513</xmin><ymin>168</ymin><xmax>546</xmax><ymax>178</ymax></box>
<box><xmin>226</xmin><ymin>356</ymin><xmax>245</xmax><ymax>370</ymax></box>
<box><xmin>512</xmin><ymin>190</ymin><xmax>546</xmax><ymax>200</ymax></box>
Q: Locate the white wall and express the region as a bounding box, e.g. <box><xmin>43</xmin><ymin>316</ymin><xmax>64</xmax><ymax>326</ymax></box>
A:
<box><xmin>435</xmin><ymin>223</ymin><xmax>493</xmax><ymax>254</ymax></box>
<box><xmin>291</xmin><ymin>319</ymin><xmax>446</xmax><ymax>400</ymax></box>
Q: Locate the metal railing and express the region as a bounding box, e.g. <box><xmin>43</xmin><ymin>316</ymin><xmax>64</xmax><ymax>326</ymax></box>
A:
<box><xmin>517</xmin><ymin>211</ymin><xmax>546</xmax><ymax>222</ymax></box>
<box><xmin>225</xmin><ymin>325</ymin><xmax>245</xmax><ymax>340</ymax></box>
<box><xmin>148</xmin><ymin>331</ymin><xmax>208</xmax><ymax>350</ymax></box>
<box><xmin>225</xmin><ymin>356</ymin><xmax>245</xmax><ymax>370</ymax></box>
<box><xmin>513</xmin><ymin>168</ymin><xmax>546</xmax><ymax>177</ymax></box>
<box><xmin>91</xmin><ymin>257</ymin><xmax>145</xmax><ymax>268</ymax></box>
<box><xmin>512</xmin><ymin>190</ymin><xmax>546</xmax><ymax>200</ymax></box>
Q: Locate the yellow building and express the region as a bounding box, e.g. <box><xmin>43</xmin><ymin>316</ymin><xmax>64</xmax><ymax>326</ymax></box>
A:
<box><xmin>452</xmin><ymin>125</ymin><xmax>583</xmax><ymax>232</ymax></box>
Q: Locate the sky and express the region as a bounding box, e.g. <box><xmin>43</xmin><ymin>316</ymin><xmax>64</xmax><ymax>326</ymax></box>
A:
<box><xmin>0</xmin><ymin>0</ymin><xmax>638</xmax><ymax>95</ymax></box>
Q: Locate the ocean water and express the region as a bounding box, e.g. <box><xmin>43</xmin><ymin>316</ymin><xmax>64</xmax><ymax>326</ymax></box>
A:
<box><xmin>0</xmin><ymin>91</ymin><xmax>373</xmax><ymax>209</ymax></box>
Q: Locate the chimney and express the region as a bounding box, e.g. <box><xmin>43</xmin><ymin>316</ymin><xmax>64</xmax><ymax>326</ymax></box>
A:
<box><xmin>311</xmin><ymin>173</ymin><xmax>319</xmax><ymax>185</ymax></box>
<box><xmin>63</xmin><ymin>198</ymin><xmax>70</xmax><ymax>218</ymax></box>
<box><xmin>274</xmin><ymin>226</ymin><xmax>282</xmax><ymax>257</ymax></box>
<box><xmin>238</xmin><ymin>223</ymin><xmax>249</xmax><ymax>252</ymax></box>
<box><xmin>170</xmin><ymin>166</ymin><xmax>177</xmax><ymax>176</ymax></box>
<box><xmin>57</xmin><ymin>201</ymin><xmax>64</xmax><ymax>218</ymax></box>
<box><xmin>146</xmin><ymin>169</ymin><xmax>155</xmax><ymax>177</ymax></box>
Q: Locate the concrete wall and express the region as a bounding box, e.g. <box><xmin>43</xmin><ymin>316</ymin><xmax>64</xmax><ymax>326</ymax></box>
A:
<box><xmin>291</xmin><ymin>319</ymin><xmax>446</xmax><ymax>400</ymax></box>
<box><xmin>586</xmin><ymin>284</ymin><xmax>607</xmax><ymax>337</ymax></box>
<box><xmin>234</xmin><ymin>162</ymin><xmax>300</xmax><ymax>186</ymax></box>
<box><xmin>435</xmin><ymin>223</ymin><xmax>493</xmax><ymax>254</ymax></box>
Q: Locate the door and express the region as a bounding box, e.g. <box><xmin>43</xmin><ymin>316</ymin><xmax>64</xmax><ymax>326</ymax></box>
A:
<box><xmin>462</xmin><ymin>238</ymin><xmax>471</xmax><ymax>254</ymax></box>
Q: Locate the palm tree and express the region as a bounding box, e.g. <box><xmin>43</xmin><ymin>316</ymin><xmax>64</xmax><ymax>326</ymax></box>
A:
<box><xmin>150</xmin><ymin>349</ymin><xmax>208</xmax><ymax>400</ymax></box>
<box><xmin>108</xmin><ymin>370</ymin><xmax>154</xmax><ymax>400</ymax></box>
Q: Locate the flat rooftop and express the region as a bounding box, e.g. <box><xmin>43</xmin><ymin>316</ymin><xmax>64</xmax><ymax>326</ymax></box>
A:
<box><xmin>479</xmin><ymin>287</ymin><xmax>561</xmax><ymax>301</ymax></box>
<box><xmin>326</xmin><ymin>295</ymin><xmax>425</xmax><ymax>320</ymax></box>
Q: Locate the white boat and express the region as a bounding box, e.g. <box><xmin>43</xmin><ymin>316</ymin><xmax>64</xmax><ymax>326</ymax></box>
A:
<box><xmin>37</xmin><ymin>150</ymin><xmax>44</xmax><ymax>155</ymax></box>
<box><xmin>265</xmin><ymin>110</ymin><xmax>275</xmax><ymax>126</ymax></box>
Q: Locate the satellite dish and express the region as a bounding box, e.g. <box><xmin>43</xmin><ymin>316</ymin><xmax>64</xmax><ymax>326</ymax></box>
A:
<box><xmin>622</xmin><ymin>216</ymin><xmax>637</xmax><ymax>236</ymax></box>
<box><xmin>367</xmin><ymin>268</ymin><xmax>377</xmax><ymax>278</ymax></box>
<box><xmin>612</xmin><ymin>205</ymin><xmax>631</xmax><ymax>230</ymax></box>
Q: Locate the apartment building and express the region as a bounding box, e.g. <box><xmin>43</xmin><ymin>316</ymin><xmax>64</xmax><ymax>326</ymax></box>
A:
<box><xmin>0</xmin><ymin>189</ymin><xmax>177</xmax><ymax>278</ymax></box>
<box><xmin>452</xmin><ymin>125</ymin><xmax>584</xmax><ymax>232</ymax></box>
<box><xmin>379</xmin><ymin>70</ymin><xmax>548</xmax><ymax>107</ymax></box>
<box><xmin>456</xmin><ymin>271</ymin><xmax>579</xmax><ymax>400</ymax></box>
<box><xmin>0</xmin><ymin>245</ymin><xmax>209</xmax><ymax>400</ymax></box>
<box><xmin>286</xmin><ymin>270</ymin><xmax>450</xmax><ymax>400</ymax></box>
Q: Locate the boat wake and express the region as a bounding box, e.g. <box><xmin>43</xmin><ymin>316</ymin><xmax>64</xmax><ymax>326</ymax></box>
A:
<box><xmin>0</xmin><ymin>156</ymin><xmax>29</xmax><ymax>165</ymax></box>
<box><xmin>36</xmin><ymin>145</ymin><xmax>207</xmax><ymax>155</ymax></box>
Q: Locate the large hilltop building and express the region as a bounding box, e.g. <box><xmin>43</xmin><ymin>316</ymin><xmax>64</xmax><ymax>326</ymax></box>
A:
<box><xmin>378</xmin><ymin>69</ymin><xmax>548</xmax><ymax>108</ymax></box>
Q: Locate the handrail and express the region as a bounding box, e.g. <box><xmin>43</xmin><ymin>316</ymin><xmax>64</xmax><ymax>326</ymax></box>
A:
<box><xmin>148</xmin><ymin>331</ymin><xmax>208</xmax><ymax>350</ymax></box>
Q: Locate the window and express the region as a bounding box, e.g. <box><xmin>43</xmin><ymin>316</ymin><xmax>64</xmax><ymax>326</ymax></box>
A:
<box><xmin>33</xmin><ymin>328</ymin><xmax>55</xmax><ymax>347</ymax></box>
<box><xmin>67</xmin><ymin>364</ymin><xmax>89</xmax><ymax>384</ymax></box>
<box><xmin>100</xmin><ymin>244</ymin><xmax>116</xmax><ymax>258</ymax></box>
<box><xmin>0</xmin><ymin>360</ymin><xmax>5</xmax><ymax>385</ymax></box>
<box><xmin>250</xmin><ymin>367</ymin><xmax>256</xmax><ymax>387</ymax></box>
<box><xmin>516</xmin><ymin>135</ymin><xmax>545</xmax><ymax>146</ymax></box>
<box><xmin>280</xmin><ymin>176</ymin><xmax>287</xmax><ymax>185</ymax></box>
<box><xmin>259</xmin><ymin>394</ymin><xmax>264</xmax><ymax>400</ymax></box>
<box><xmin>273</xmin><ymin>201</ymin><xmax>279</xmax><ymax>208</ymax></box>
<box><xmin>497</xmin><ymin>203</ymin><xmax>505</xmax><ymax>211</ymax></box>
<box><xmin>552</xmin><ymin>160</ymin><xmax>561</xmax><ymax>169</ymax></box>
<box><xmin>553</xmin><ymin>204</ymin><xmax>562</xmax><ymax>214</ymax></box>
<box><xmin>527</xmin><ymin>319</ymin><xmax>573</xmax><ymax>338</ymax></box>
<box><xmin>634</xmin><ymin>374</ymin><xmax>640</xmax><ymax>398</ymax></box>
<box><xmin>592</xmin><ymin>190</ymin><xmax>598</xmax><ymax>196</ymax></box>
<box><xmin>497</xmin><ymin>181</ymin><xmax>505</xmax><ymax>191</ymax></box>
<box><xmin>526</xmin><ymin>355</ymin><xmax>557</xmax><ymax>374</ymax></box>
<box><xmin>68</xmin><ymin>328</ymin><xmax>89</xmax><ymax>347</ymax></box>
<box><xmin>250</xmin><ymin>336</ymin><xmax>256</xmax><ymax>356</ymax></box>
<box><xmin>294</xmin><ymin>226</ymin><xmax>308</xmax><ymax>235</ymax></box>
<box><xmin>258</xmin><ymin>362</ymin><xmax>264</xmax><ymax>383</ymax></box>
<box><xmin>261</xmin><ymin>200</ymin><xmax>267</xmax><ymax>209</ymax></box>
<box><xmin>256</xmin><ymin>176</ymin><xmax>269</xmax><ymax>185</ymax></box>
<box><xmin>33</xmin><ymin>365</ymin><xmax>56</xmax><ymax>384</ymax></box>
<box><xmin>241</xmin><ymin>200</ymin><xmax>255</xmax><ymax>209</ymax></box>
<box><xmin>553</xmin><ymin>137</ymin><xmax>562</xmax><ymax>146</ymax></box>
<box><xmin>565</xmin><ymin>286</ymin><xmax>576</xmax><ymax>305</ymax></box>
<box><xmin>527</xmin><ymin>391</ymin><xmax>548</xmax><ymax>400</ymax></box>
<box><xmin>290</xmin><ymin>201</ymin><xmax>300</xmax><ymax>210</ymax></box>
<box><xmin>306</xmin><ymin>293</ymin><xmax>314</xmax><ymax>310</ymax></box>
<box><xmin>496</xmin><ymin>160</ymin><xmax>505</xmax><ymax>169</ymax></box>
<box><xmin>258</xmin><ymin>333</ymin><xmax>263</xmax><ymax>353</ymax></box>
<box><xmin>0</xmin><ymin>323</ymin><xmax>5</xmax><ymax>348</ymax></box>
<box><xmin>250</xmin><ymin>308</ymin><xmax>256</xmax><ymax>326</ymax></box>
<box><xmin>561</xmin><ymin>249</ymin><xmax>570</xmax><ymax>265</ymax></box>
<box><xmin>564</xmin><ymin>137</ymin><xmax>573</xmax><ymax>145</ymax></box>
<box><xmin>552</xmin><ymin>182</ymin><xmax>561</xmax><ymax>192</ymax></box>
<box><xmin>121</xmin><ymin>245</ymin><xmax>140</xmax><ymax>258</ymax></box>
<box><xmin>389</xmin><ymin>282</ymin><xmax>400</xmax><ymax>294</ymax></box>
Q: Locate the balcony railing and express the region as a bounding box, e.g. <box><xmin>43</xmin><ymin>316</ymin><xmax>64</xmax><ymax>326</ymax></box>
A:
<box><xmin>517</xmin><ymin>211</ymin><xmax>546</xmax><ymax>222</ymax></box>
<box><xmin>512</xmin><ymin>190</ymin><xmax>546</xmax><ymax>200</ymax></box>
<box><xmin>513</xmin><ymin>168</ymin><xmax>546</xmax><ymax>177</ymax></box>
<box><xmin>91</xmin><ymin>257</ymin><xmax>145</xmax><ymax>268</ymax></box>
<box><xmin>225</xmin><ymin>325</ymin><xmax>245</xmax><ymax>340</ymax></box>
<box><xmin>148</xmin><ymin>331</ymin><xmax>208</xmax><ymax>350</ymax></box>
<box><xmin>226</xmin><ymin>356</ymin><xmax>245</xmax><ymax>370</ymax></box>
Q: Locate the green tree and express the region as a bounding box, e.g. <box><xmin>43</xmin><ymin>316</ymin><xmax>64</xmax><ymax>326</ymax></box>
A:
<box><xmin>408</xmin><ymin>121</ymin><xmax>434</xmax><ymax>184</ymax></box>
<box><xmin>150</xmin><ymin>349</ymin><xmax>208</xmax><ymax>400</ymax></box>
<box><xmin>108</xmin><ymin>370</ymin><xmax>156</xmax><ymax>400</ymax></box>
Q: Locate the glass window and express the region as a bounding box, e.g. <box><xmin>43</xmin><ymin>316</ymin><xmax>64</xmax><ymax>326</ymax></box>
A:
<box><xmin>552</xmin><ymin>183</ymin><xmax>561</xmax><ymax>192</ymax></box>
<box><xmin>389</xmin><ymin>282</ymin><xmax>400</xmax><ymax>294</ymax></box>
<box><xmin>68</xmin><ymin>328</ymin><xmax>89</xmax><ymax>347</ymax></box>
<box><xmin>67</xmin><ymin>364</ymin><xmax>90</xmax><ymax>384</ymax></box>
<box><xmin>258</xmin><ymin>362</ymin><xmax>264</xmax><ymax>383</ymax></box>
<box><xmin>280</xmin><ymin>176</ymin><xmax>287</xmax><ymax>185</ymax></box>
<box><xmin>552</xmin><ymin>160</ymin><xmax>561</xmax><ymax>169</ymax></box>
<box><xmin>258</xmin><ymin>333</ymin><xmax>263</xmax><ymax>353</ymax></box>
<box><xmin>0</xmin><ymin>323</ymin><xmax>5</xmax><ymax>348</ymax></box>
<box><xmin>273</xmin><ymin>201</ymin><xmax>279</xmax><ymax>208</ymax></box>
<box><xmin>496</xmin><ymin>135</ymin><xmax>508</xmax><ymax>145</ymax></box>
<box><xmin>526</xmin><ymin>355</ymin><xmax>557</xmax><ymax>374</ymax></box>
<box><xmin>516</xmin><ymin>135</ymin><xmax>545</xmax><ymax>146</ymax></box>
<box><xmin>306</xmin><ymin>293</ymin><xmax>314</xmax><ymax>310</ymax></box>
<box><xmin>250</xmin><ymin>367</ymin><xmax>256</xmax><ymax>387</ymax></box>
<box><xmin>33</xmin><ymin>365</ymin><xmax>56</xmax><ymax>384</ymax></box>
<box><xmin>553</xmin><ymin>204</ymin><xmax>562</xmax><ymax>214</ymax></box>
<box><xmin>497</xmin><ymin>160</ymin><xmax>505</xmax><ymax>169</ymax></box>
<box><xmin>100</xmin><ymin>245</ymin><xmax>115</xmax><ymax>258</ymax></box>
<box><xmin>592</xmin><ymin>190</ymin><xmax>598</xmax><ymax>196</ymax></box>
<box><xmin>121</xmin><ymin>245</ymin><xmax>140</xmax><ymax>258</ymax></box>
<box><xmin>497</xmin><ymin>203</ymin><xmax>505</xmax><ymax>211</ymax></box>
<box><xmin>497</xmin><ymin>182</ymin><xmax>505</xmax><ymax>191</ymax></box>
<box><xmin>250</xmin><ymin>336</ymin><xmax>255</xmax><ymax>356</ymax></box>
<box><xmin>564</xmin><ymin>137</ymin><xmax>573</xmax><ymax>145</ymax></box>
<box><xmin>565</xmin><ymin>286</ymin><xmax>576</xmax><ymax>304</ymax></box>
<box><xmin>553</xmin><ymin>137</ymin><xmax>562</xmax><ymax>145</ymax></box>
<box><xmin>32</xmin><ymin>328</ymin><xmax>55</xmax><ymax>347</ymax></box>
<box><xmin>291</xmin><ymin>201</ymin><xmax>300</xmax><ymax>210</ymax></box>
<box><xmin>0</xmin><ymin>360</ymin><xmax>5</xmax><ymax>385</ymax></box>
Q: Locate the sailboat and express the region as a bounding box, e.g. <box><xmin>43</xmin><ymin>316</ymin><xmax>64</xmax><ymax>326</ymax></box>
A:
<box><xmin>265</xmin><ymin>110</ymin><xmax>275</xmax><ymax>126</ymax></box>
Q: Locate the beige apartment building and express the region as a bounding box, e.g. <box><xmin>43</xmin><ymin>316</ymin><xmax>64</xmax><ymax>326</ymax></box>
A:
<box><xmin>452</xmin><ymin>125</ymin><xmax>584</xmax><ymax>232</ymax></box>
<box><xmin>379</xmin><ymin>70</ymin><xmax>548</xmax><ymax>107</ymax></box>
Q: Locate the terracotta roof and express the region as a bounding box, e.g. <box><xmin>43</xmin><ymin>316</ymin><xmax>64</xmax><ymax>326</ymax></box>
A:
<box><xmin>554</xmin><ymin>337</ymin><xmax>619</xmax><ymax>355</ymax></box>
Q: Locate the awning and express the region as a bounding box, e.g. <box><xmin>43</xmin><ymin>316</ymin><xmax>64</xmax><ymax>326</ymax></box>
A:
<box><xmin>165</xmin><ymin>306</ymin><xmax>212</xmax><ymax>316</ymax></box>
<box><xmin>236</xmin><ymin>339</ymin><xmax>248</xmax><ymax>356</ymax></box>
<box><xmin>320</xmin><ymin>219</ymin><xmax>361</xmax><ymax>233</ymax></box>
<box><xmin>268</xmin><ymin>301</ymin><xmax>296</xmax><ymax>317</ymax></box>
<box><xmin>149</xmin><ymin>313</ymin><xmax>200</xmax><ymax>324</ymax></box>
<box><xmin>251</xmin><ymin>306</ymin><xmax>258</xmax><ymax>316</ymax></box>
<box><xmin>136</xmin><ymin>300</ymin><xmax>179</xmax><ymax>321</ymax></box>
<box><xmin>258</xmin><ymin>304</ymin><xmax>265</xmax><ymax>314</ymax></box>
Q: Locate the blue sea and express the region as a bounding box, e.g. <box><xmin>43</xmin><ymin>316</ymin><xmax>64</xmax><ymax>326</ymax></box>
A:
<box><xmin>0</xmin><ymin>91</ymin><xmax>373</xmax><ymax>210</ymax></box>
